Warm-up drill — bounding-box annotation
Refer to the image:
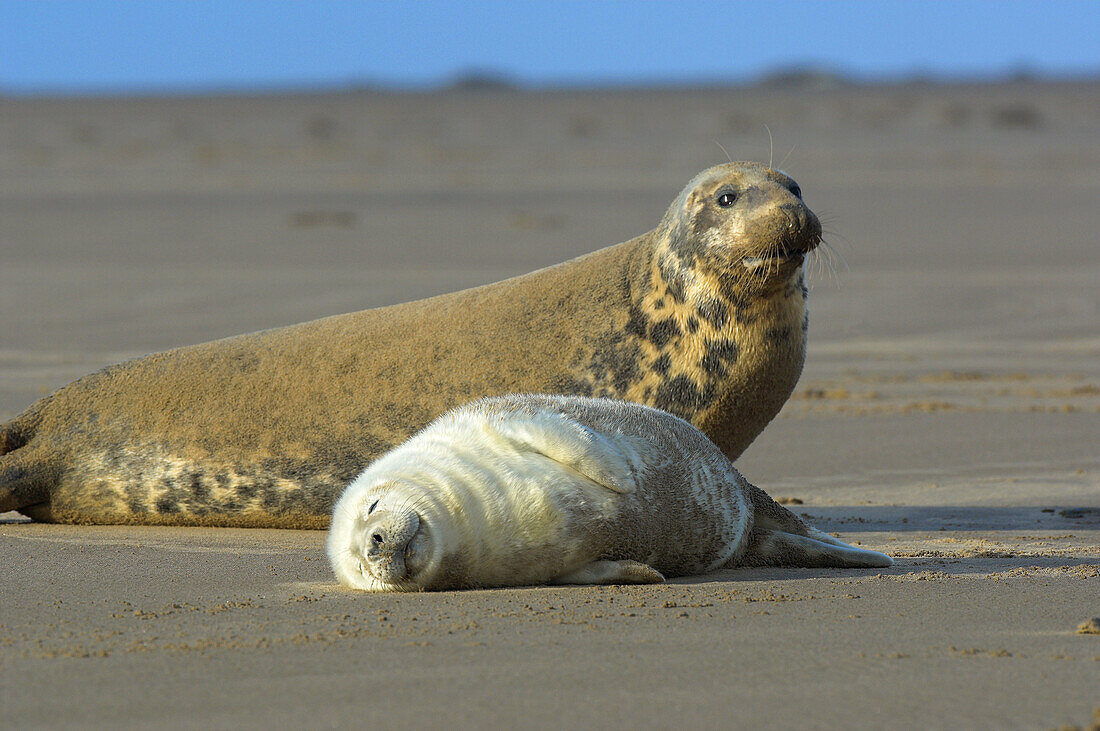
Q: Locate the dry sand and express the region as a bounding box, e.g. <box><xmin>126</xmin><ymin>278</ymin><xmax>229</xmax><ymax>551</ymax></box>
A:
<box><xmin>1</xmin><ymin>81</ymin><xmax>1098</xmax><ymax>729</ymax></box>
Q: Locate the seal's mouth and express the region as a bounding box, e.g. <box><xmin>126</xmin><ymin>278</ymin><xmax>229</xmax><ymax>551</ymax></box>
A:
<box><xmin>740</xmin><ymin>232</ymin><xmax>820</xmax><ymax>270</ymax></box>
<box><xmin>741</xmin><ymin>249</ymin><xmax>806</xmax><ymax>269</ymax></box>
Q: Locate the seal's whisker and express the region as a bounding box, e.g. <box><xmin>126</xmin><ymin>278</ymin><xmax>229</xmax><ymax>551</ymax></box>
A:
<box><xmin>777</xmin><ymin>144</ymin><xmax>797</xmax><ymax>171</ymax></box>
<box><xmin>806</xmin><ymin>248</ymin><xmax>830</xmax><ymax>289</ymax></box>
<box><xmin>714</xmin><ymin>140</ymin><xmax>733</xmax><ymax>164</ymax></box>
<box><xmin>826</xmin><ymin>245</ymin><xmax>846</xmax><ymax>287</ymax></box>
<box><xmin>820</xmin><ymin>240</ymin><xmax>849</xmax><ymax>277</ymax></box>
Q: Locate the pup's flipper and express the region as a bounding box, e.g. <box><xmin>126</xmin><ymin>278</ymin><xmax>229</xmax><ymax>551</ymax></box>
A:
<box><xmin>552</xmin><ymin>560</ymin><xmax>665</xmax><ymax>585</ymax></box>
<box><xmin>490</xmin><ymin>410</ymin><xmax>636</xmax><ymax>494</ymax></box>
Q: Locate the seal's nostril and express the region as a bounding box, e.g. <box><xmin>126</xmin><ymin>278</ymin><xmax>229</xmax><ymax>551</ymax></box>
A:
<box><xmin>371</xmin><ymin>533</ymin><xmax>384</xmax><ymax>545</ymax></box>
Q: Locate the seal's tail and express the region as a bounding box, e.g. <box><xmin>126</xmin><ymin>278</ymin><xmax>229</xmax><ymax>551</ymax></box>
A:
<box><xmin>0</xmin><ymin>412</ymin><xmax>52</xmax><ymax>514</ymax></box>
<box><xmin>742</xmin><ymin>482</ymin><xmax>894</xmax><ymax>569</ymax></box>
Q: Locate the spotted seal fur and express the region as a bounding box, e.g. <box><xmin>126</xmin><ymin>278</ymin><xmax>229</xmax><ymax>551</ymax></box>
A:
<box><xmin>1</xmin><ymin>162</ymin><xmax>820</xmax><ymax>527</ymax></box>
<box><xmin>328</xmin><ymin>394</ymin><xmax>891</xmax><ymax>591</ymax></box>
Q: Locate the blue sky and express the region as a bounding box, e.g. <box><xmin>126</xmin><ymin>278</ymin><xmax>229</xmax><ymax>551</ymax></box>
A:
<box><xmin>1</xmin><ymin>0</ymin><xmax>1097</xmax><ymax>94</ymax></box>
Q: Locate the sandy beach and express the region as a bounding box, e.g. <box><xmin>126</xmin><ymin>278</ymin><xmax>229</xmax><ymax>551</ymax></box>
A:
<box><xmin>2</xmin><ymin>81</ymin><xmax>1098</xmax><ymax>728</ymax></box>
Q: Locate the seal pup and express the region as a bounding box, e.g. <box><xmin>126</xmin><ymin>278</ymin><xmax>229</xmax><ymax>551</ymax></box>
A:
<box><xmin>2</xmin><ymin>162</ymin><xmax>821</xmax><ymax>527</ymax></box>
<box><xmin>328</xmin><ymin>395</ymin><xmax>891</xmax><ymax>591</ymax></box>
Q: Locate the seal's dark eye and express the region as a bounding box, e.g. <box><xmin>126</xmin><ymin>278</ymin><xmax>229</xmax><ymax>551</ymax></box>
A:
<box><xmin>368</xmin><ymin>499</ymin><xmax>379</xmax><ymax>514</ymax></box>
<box><xmin>790</xmin><ymin>184</ymin><xmax>802</xmax><ymax>199</ymax></box>
<box><xmin>716</xmin><ymin>192</ymin><xmax>737</xmax><ymax>207</ymax></box>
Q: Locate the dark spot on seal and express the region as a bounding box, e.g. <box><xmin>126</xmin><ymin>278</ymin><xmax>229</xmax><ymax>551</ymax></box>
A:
<box><xmin>662</xmin><ymin>206</ymin><xmax>708</xmax><ymax>268</ymax></box>
<box><xmin>701</xmin><ymin>339</ymin><xmax>739</xmax><ymax>375</ymax></box>
<box><xmin>155</xmin><ymin>496</ymin><xmax>179</xmax><ymax>514</ymax></box>
<box><xmin>625</xmin><ymin>305</ymin><xmax>648</xmax><ymax>340</ymax></box>
<box><xmin>686</xmin><ymin>317</ymin><xmax>699</xmax><ymax>334</ymax></box>
<box><xmin>715</xmin><ymin>274</ymin><xmax>759</xmax><ymax>309</ymax></box>
<box><xmin>124</xmin><ymin>477</ymin><xmax>146</xmax><ymax>513</ymax></box>
<box><xmin>697</xmin><ymin>299</ymin><xmax>728</xmax><ymax>329</ymax></box>
<box><xmin>658</xmin><ymin>255</ymin><xmax>687</xmax><ymax>304</ymax></box>
<box><xmin>801</xmin><ymin>312</ymin><xmax>809</xmax><ymax>333</ymax></box>
<box><xmin>189</xmin><ymin>471</ymin><xmax>208</xmax><ymax>501</ymax></box>
<box><xmin>649</xmin><ymin>318</ymin><xmax>680</xmax><ymax>348</ymax></box>
<box><xmin>691</xmin><ymin>203</ymin><xmax>721</xmax><ymax>240</ymax></box>
<box><xmin>236</xmin><ymin>482</ymin><xmax>256</xmax><ymax>499</ymax></box>
<box><xmin>728</xmin><ymin>289</ymin><xmax>754</xmax><ymax>311</ymax></box>
<box><xmin>767</xmin><ymin>327</ymin><xmax>792</xmax><ymax>344</ymax></box>
<box><xmin>574</xmin><ymin>330</ymin><xmax>643</xmax><ymax>398</ymax></box>
<box><xmin>259</xmin><ymin>479</ymin><xmax>281</xmax><ymax>510</ymax></box>
<box><xmin>652</xmin><ymin>353</ymin><xmax>671</xmax><ymax>375</ymax></box>
<box><xmin>552</xmin><ymin>375</ymin><xmax>594</xmax><ymax>398</ymax></box>
<box><xmin>654</xmin><ymin>375</ymin><xmax>716</xmax><ymax>417</ymax></box>
<box><xmin>733</xmin><ymin>305</ymin><xmax>758</xmax><ymax>326</ymax></box>
<box><xmin>278</xmin><ymin>487</ymin><xmax>309</xmax><ymax>513</ymax></box>
<box><xmin>653</xmin><ymin>299</ymin><xmax>665</xmax><ymax>310</ymax></box>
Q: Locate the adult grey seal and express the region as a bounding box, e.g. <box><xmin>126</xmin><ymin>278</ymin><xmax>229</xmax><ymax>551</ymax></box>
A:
<box><xmin>1</xmin><ymin>162</ymin><xmax>821</xmax><ymax>527</ymax></box>
<box><xmin>328</xmin><ymin>395</ymin><xmax>891</xmax><ymax>591</ymax></box>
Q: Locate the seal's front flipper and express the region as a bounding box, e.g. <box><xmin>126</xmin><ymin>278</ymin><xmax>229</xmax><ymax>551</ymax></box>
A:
<box><xmin>743</xmin><ymin>528</ymin><xmax>893</xmax><ymax>568</ymax></box>
<box><xmin>552</xmin><ymin>560</ymin><xmax>665</xmax><ymax>585</ymax></box>
<box><xmin>491</xmin><ymin>410</ymin><xmax>636</xmax><ymax>494</ymax></box>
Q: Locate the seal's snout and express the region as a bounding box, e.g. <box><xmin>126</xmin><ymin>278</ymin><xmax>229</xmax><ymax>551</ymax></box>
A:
<box><xmin>362</xmin><ymin>509</ymin><xmax>421</xmax><ymax>583</ymax></box>
<box><xmin>779</xmin><ymin>203</ymin><xmax>822</xmax><ymax>254</ymax></box>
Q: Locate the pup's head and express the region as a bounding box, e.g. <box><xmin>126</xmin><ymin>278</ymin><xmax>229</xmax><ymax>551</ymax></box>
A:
<box><xmin>328</xmin><ymin>486</ymin><xmax>435</xmax><ymax>591</ymax></box>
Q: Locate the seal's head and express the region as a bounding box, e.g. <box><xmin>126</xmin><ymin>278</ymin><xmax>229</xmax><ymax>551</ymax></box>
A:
<box><xmin>327</xmin><ymin>484</ymin><xmax>436</xmax><ymax>591</ymax></box>
<box><xmin>657</xmin><ymin>162</ymin><xmax>822</xmax><ymax>298</ymax></box>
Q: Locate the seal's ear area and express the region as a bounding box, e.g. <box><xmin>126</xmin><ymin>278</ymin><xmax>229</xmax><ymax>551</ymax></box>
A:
<box><xmin>490</xmin><ymin>411</ymin><xmax>636</xmax><ymax>494</ymax></box>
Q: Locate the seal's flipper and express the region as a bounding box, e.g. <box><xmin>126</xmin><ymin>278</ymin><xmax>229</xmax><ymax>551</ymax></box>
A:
<box><xmin>552</xmin><ymin>560</ymin><xmax>665</xmax><ymax>585</ymax></box>
<box><xmin>0</xmin><ymin>446</ymin><xmax>55</xmax><ymax>516</ymax></box>
<box><xmin>744</xmin><ymin>482</ymin><xmax>859</xmax><ymax>546</ymax></box>
<box><xmin>742</xmin><ymin>528</ymin><xmax>893</xmax><ymax>568</ymax></box>
<box><xmin>490</xmin><ymin>410</ymin><xmax>636</xmax><ymax>494</ymax></box>
<box><xmin>1</xmin><ymin>409</ymin><xmax>41</xmax><ymax>456</ymax></box>
<box><xmin>739</xmin><ymin>481</ymin><xmax>892</xmax><ymax>567</ymax></box>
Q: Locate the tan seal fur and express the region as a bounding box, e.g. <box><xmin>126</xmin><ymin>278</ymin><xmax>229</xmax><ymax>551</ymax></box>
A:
<box><xmin>328</xmin><ymin>395</ymin><xmax>892</xmax><ymax>591</ymax></box>
<box><xmin>1</xmin><ymin>162</ymin><xmax>821</xmax><ymax>527</ymax></box>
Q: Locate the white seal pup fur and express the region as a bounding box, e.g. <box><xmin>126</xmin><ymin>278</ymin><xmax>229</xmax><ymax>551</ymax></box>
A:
<box><xmin>328</xmin><ymin>395</ymin><xmax>892</xmax><ymax>591</ymax></box>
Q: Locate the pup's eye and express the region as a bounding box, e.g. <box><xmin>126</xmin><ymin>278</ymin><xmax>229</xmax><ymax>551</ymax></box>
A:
<box><xmin>790</xmin><ymin>184</ymin><xmax>802</xmax><ymax>198</ymax></box>
<box><xmin>368</xmin><ymin>499</ymin><xmax>379</xmax><ymax>514</ymax></box>
<box><xmin>716</xmin><ymin>192</ymin><xmax>737</xmax><ymax>207</ymax></box>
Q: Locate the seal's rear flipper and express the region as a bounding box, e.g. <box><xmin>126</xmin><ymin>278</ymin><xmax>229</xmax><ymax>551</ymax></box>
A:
<box><xmin>744</xmin><ymin>528</ymin><xmax>893</xmax><ymax>568</ymax></box>
<box><xmin>552</xmin><ymin>560</ymin><xmax>665</xmax><ymax>585</ymax></box>
<box><xmin>0</xmin><ymin>452</ymin><xmax>53</xmax><ymax>516</ymax></box>
<box><xmin>739</xmin><ymin>481</ymin><xmax>893</xmax><ymax>567</ymax></box>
